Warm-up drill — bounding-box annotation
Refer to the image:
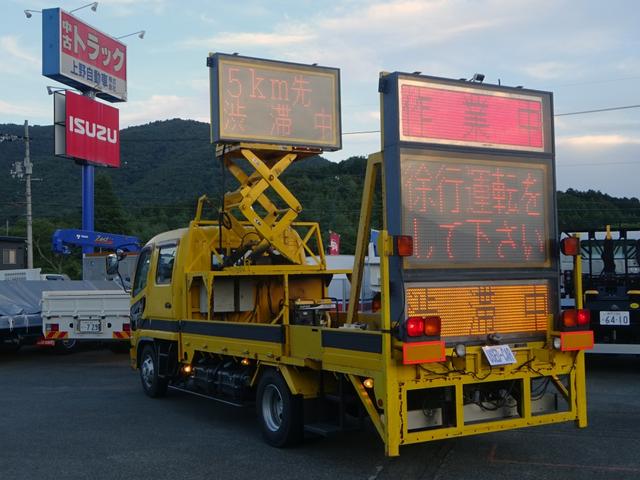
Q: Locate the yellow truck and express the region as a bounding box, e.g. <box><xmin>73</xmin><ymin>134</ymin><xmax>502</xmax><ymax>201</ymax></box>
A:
<box><xmin>113</xmin><ymin>54</ymin><xmax>593</xmax><ymax>456</ymax></box>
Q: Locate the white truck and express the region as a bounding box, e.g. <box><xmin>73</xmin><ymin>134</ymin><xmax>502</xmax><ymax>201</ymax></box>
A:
<box><xmin>42</xmin><ymin>290</ymin><xmax>131</xmax><ymax>350</ymax></box>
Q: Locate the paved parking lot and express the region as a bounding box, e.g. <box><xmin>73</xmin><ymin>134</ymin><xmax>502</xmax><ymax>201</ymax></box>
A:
<box><xmin>1</xmin><ymin>347</ymin><xmax>639</xmax><ymax>480</ymax></box>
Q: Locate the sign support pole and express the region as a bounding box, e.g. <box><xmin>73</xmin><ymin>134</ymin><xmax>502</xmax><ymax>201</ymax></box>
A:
<box><xmin>81</xmin><ymin>164</ymin><xmax>95</xmax><ymax>254</ymax></box>
<box><xmin>80</xmin><ymin>89</ymin><xmax>96</xmax><ymax>255</ymax></box>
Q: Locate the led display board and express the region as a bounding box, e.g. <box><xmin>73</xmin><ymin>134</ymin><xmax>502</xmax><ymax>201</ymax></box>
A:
<box><xmin>406</xmin><ymin>280</ymin><xmax>550</xmax><ymax>337</ymax></box>
<box><xmin>398</xmin><ymin>78</ymin><xmax>551</xmax><ymax>153</ymax></box>
<box><xmin>401</xmin><ymin>151</ymin><xmax>551</xmax><ymax>268</ymax></box>
<box><xmin>209</xmin><ymin>53</ymin><xmax>341</xmax><ymax>150</ymax></box>
<box><xmin>54</xmin><ymin>91</ymin><xmax>120</xmax><ymax>168</ymax></box>
<box><xmin>42</xmin><ymin>8</ymin><xmax>127</xmax><ymax>102</ymax></box>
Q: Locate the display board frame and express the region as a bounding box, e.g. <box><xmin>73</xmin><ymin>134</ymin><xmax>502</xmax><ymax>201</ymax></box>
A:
<box><xmin>208</xmin><ymin>53</ymin><xmax>342</xmax><ymax>150</ymax></box>
<box><xmin>379</xmin><ymin>72</ymin><xmax>559</xmax><ymax>328</ymax></box>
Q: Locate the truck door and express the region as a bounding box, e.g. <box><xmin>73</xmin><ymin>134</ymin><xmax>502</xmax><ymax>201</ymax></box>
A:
<box><xmin>130</xmin><ymin>247</ymin><xmax>152</xmax><ymax>327</ymax></box>
<box><xmin>144</xmin><ymin>244</ymin><xmax>176</xmax><ymax>321</ymax></box>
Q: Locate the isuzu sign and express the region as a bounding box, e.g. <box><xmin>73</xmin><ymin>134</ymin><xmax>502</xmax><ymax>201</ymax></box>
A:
<box><xmin>42</xmin><ymin>8</ymin><xmax>127</xmax><ymax>102</ymax></box>
<box><xmin>54</xmin><ymin>91</ymin><xmax>120</xmax><ymax>168</ymax></box>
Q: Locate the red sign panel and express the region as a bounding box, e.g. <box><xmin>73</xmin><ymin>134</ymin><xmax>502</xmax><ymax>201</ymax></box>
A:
<box><xmin>66</xmin><ymin>92</ymin><xmax>120</xmax><ymax>168</ymax></box>
<box><xmin>328</xmin><ymin>231</ymin><xmax>341</xmax><ymax>255</ymax></box>
<box><xmin>58</xmin><ymin>10</ymin><xmax>127</xmax><ymax>100</ymax></box>
<box><xmin>401</xmin><ymin>152</ymin><xmax>550</xmax><ymax>268</ymax></box>
<box><xmin>399</xmin><ymin>80</ymin><xmax>546</xmax><ymax>152</ymax></box>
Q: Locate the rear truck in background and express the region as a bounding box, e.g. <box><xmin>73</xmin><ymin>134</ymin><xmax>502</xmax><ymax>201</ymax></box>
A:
<box><xmin>561</xmin><ymin>226</ymin><xmax>640</xmax><ymax>354</ymax></box>
<box><xmin>118</xmin><ymin>56</ymin><xmax>593</xmax><ymax>456</ymax></box>
<box><xmin>42</xmin><ymin>290</ymin><xmax>131</xmax><ymax>351</ymax></box>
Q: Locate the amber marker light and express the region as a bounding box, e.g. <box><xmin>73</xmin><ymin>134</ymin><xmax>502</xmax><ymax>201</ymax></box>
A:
<box><xmin>363</xmin><ymin>378</ymin><xmax>374</xmax><ymax>389</ymax></box>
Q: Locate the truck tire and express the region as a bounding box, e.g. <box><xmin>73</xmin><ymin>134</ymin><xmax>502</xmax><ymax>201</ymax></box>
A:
<box><xmin>256</xmin><ymin>369</ymin><xmax>303</xmax><ymax>448</ymax></box>
<box><xmin>140</xmin><ymin>344</ymin><xmax>168</xmax><ymax>398</ymax></box>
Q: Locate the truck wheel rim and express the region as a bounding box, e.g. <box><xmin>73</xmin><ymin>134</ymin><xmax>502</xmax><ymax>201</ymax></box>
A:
<box><xmin>141</xmin><ymin>355</ymin><xmax>154</xmax><ymax>388</ymax></box>
<box><xmin>262</xmin><ymin>384</ymin><xmax>284</xmax><ymax>432</ymax></box>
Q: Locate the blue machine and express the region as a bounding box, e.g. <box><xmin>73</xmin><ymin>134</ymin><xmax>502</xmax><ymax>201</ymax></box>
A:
<box><xmin>52</xmin><ymin>229</ymin><xmax>140</xmax><ymax>255</ymax></box>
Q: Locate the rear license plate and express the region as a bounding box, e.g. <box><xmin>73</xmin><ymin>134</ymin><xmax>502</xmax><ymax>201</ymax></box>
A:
<box><xmin>482</xmin><ymin>344</ymin><xmax>517</xmax><ymax>366</ymax></box>
<box><xmin>79</xmin><ymin>320</ymin><xmax>102</xmax><ymax>333</ymax></box>
<box><xmin>599</xmin><ymin>311</ymin><xmax>630</xmax><ymax>326</ymax></box>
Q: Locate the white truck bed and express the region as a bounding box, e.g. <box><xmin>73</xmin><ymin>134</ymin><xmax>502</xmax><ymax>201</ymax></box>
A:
<box><xmin>42</xmin><ymin>290</ymin><xmax>131</xmax><ymax>342</ymax></box>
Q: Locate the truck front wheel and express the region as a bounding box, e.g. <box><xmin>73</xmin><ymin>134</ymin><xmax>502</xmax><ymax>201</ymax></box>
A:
<box><xmin>139</xmin><ymin>344</ymin><xmax>168</xmax><ymax>398</ymax></box>
<box><xmin>256</xmin><ymin>369</ymin><xmax>303</xmax><ymax>447</ymax></box>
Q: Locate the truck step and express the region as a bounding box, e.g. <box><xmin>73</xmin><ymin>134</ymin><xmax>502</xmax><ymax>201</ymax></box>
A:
<box><xmin>304</xmin><ymin>421</ymin><xmax>361</xmax><ymax>437</ymax></box>
<box><xmin>304</xmin><ymin>422</ymin><xmax>344</xmax><ymax>437</ymax></box>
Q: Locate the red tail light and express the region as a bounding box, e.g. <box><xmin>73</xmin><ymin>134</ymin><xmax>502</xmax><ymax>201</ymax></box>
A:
<box><xmin>406</xmin><ymin>316</ymin><xmax>425</xmax><ymax>337</ymax></box>
<box><xmin>562</xmin><ymin>309</ymin><xmax>590</xmax><ymax>329</ymax></box>
<box><xmin>577</xmin><ymin>309</ymin><xmax>590</xmax><ymax>326</ymax></box>
<box><xmin>561</xmin><ymin>237</ymin><xmax>580</xmax><ymax>256</ymax></box>
<box><xmin>395</xmin><ymin>235</ymin><xmax>414</xmax><ymax>257</ymax></box>
<box><xmin>424</xmin><ymin>316</ymin><xmax>441</xmax><ymax>337</ymax></box>
<box><xmin>123</xmin><ymin>323</ymin><xmax>131</xmax><ymax>332</ymax></box>
<box><xmin>48</xmin><ymin>323</ymin><xmax>59</xmax><ymax>332</ymax></box>
<box><xmin>371</xmin><ymin>295</ymin><xmax>381</xmax><ymax>313</ymax></box>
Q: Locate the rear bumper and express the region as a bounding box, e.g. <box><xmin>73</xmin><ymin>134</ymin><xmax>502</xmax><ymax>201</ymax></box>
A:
<box><xmin>360</xmin><ymin>344</ymin><xmax>588</xmax><ymax>456</ymax></box>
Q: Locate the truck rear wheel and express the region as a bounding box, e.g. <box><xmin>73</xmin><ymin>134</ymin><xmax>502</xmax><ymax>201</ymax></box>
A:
<box><xmin>256</xmin><ymin>369</ymin><xmax>303</xmax><ymax>448</ymax></box>
<box><xmin>140</xmin><ymin>344</ymin><xmax>168</xmax><ymax>398</ymax></box>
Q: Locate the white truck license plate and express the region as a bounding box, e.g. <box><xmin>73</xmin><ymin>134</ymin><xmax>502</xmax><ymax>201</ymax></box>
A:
<box><xmin>79</xmin><ymin>320</ymin><xmax>102</xmax><ymax>333</ymax></box>
<box><xmin>482</xmin><ymin>344</ymin><xmax>517</xmax><ymax>366</ymax></box>
<box><xmin>599</xmin><ymin>311</ymin><xmax>630</xmax><ymax>326</ymax></box>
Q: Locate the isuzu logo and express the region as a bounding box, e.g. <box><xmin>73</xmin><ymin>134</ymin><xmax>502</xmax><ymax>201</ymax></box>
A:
<box><xmin>63</xmin><ymin>91</ymin><xmax>120</xmax><ymax>168</ymax></box>
<box><xmin>68</xmin><ymin>116</ymin><xmax>118</xmax><ymax>144</ymax></box>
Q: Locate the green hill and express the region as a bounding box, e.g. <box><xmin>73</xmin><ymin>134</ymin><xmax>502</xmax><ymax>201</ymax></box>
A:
<box><xmin>1</xmin><ymin>118</ymin><xmax>639</xmax><ymax>277</ymax></box>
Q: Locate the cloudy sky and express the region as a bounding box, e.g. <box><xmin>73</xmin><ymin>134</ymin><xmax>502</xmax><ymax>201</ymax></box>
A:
<box><xmin>1</xmin><ymin>0</ymin><xmax>638</xmax><ymax>196</ymax></box>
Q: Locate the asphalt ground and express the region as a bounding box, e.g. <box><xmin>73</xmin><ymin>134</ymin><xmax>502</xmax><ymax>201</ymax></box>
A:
<box><xmin>1</xmin><ymin>347</ymin><xmax>639</xmax><ymax>480</ymax></box>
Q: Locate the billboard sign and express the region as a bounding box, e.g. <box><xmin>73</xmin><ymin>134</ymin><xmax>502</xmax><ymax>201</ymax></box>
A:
<box><xmin>54</xmin><ymin>91</ymin><xmax>120</xmax><ymax>168</ymax></box>
<box><xmin>42</xmin><ymin>8</ymin><xmax>127</xmax><ymax>102</ymax></box>
<box><xmin>401</xmin><ymin>151</ymin><xmax>551</xmax><ymax>268</ymax></box>
<box><xmin>397</xmin><ymin>77</ymin><xmax>551</xmax><ymax>153</ymax></box>
<box><xmin>208</xmin><ymin>53</ymin><xmax>341</xmax><ymax>150</ymax></box>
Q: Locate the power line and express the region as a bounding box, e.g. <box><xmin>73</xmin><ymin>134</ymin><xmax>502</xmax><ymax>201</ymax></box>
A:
<box><xmin>555</xmin><ymin>104</ymin><xmax>640</xmax><ymax>117</ymax></box>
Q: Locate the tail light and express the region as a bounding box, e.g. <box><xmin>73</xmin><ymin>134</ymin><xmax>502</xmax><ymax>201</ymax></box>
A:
<box><xmin>371</xmin><ymin>294</ymin><xmax>381</xmax><ymax>313</ymax></box>
<box><xmin>560</xmin><ymin>237</ymin><xmax>580</xmax><ymax>256</ymax></box>
<box><xmin>406</xmin><ymin>316</ymin><xmax>424</xmax><ymax>337</ymax></box>
<box><xmin>561</xmin><ymin>309</ymin><xmax>590</xmax><ymax>329</ymax></box>
<box><xmin>406</xmin><ymin>315</ymin><xmax>442</xmax><ymax>339</ymax></box>
<box><xmin>123</xmin><ymin>323</ymin><xmax>131</xmax><ymax>332</ymax></box>
<box><xmin>47</xmin><ymin>323</ymin><xmax>59</xmax><ymax>332</ymax></box>
<box><xmin>423</xmin><ymin>316</ymin><xmax>441</xmax><ymax>337</ymax></box>
<box><xmin>395</xmin><ymin>235</ymin><xmax>413</xmax><ymax>257</ymax></box>
<box><xmin>577</xmin><ymin>309</ymin><xmax>590</xmax><ymax>326</ymax></box>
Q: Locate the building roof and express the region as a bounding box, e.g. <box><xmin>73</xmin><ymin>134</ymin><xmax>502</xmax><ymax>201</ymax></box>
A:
<box><xmin>0</xmin><ymin>236</ymin><xmax>26</xmax><ymax>243</ymax></box>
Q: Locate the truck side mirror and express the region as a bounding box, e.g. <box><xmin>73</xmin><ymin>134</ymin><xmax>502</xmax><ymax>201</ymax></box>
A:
<box><xmin>116</xmin><ymin>248</ymin><xmax>128</xmax><ymax>261</ymax></box>
<box><xmin>106</xmin><ymin>254</ymin><xmax>119</xmax><ymax>276</ymax></box>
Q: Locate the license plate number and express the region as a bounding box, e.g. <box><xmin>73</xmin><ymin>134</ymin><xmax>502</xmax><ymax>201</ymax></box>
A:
<box><xmin>79</xmin><ymin>320</ymin><xmax>102</xmax><ymax>333</ymax></box>
<box><xmin>599</xmin><ymin>311</ymin><xmax>630</xmax><ymax>326</ymax></box>
<box><xmin>482</xmin><ymin>344</ymin><xmax>516</xmax><ymax>366</ymax></box>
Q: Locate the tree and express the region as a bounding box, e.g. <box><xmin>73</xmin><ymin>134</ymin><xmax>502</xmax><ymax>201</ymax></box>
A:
<box><xmin>95</xmin><ymin>173</ymin><xmax>130</xmax><ymax>233</ymax></box>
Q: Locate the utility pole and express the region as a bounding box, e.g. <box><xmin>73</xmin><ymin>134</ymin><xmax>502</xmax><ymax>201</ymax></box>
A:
<box><xmin>8</xmin><ymin>121</ymin><xmax>35</xmax><ymax>269</ymax></box>
<box><xmin>24</xmin><ymin>120</ymin><xmax>34</xmax><ymax>269</ymax></box>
